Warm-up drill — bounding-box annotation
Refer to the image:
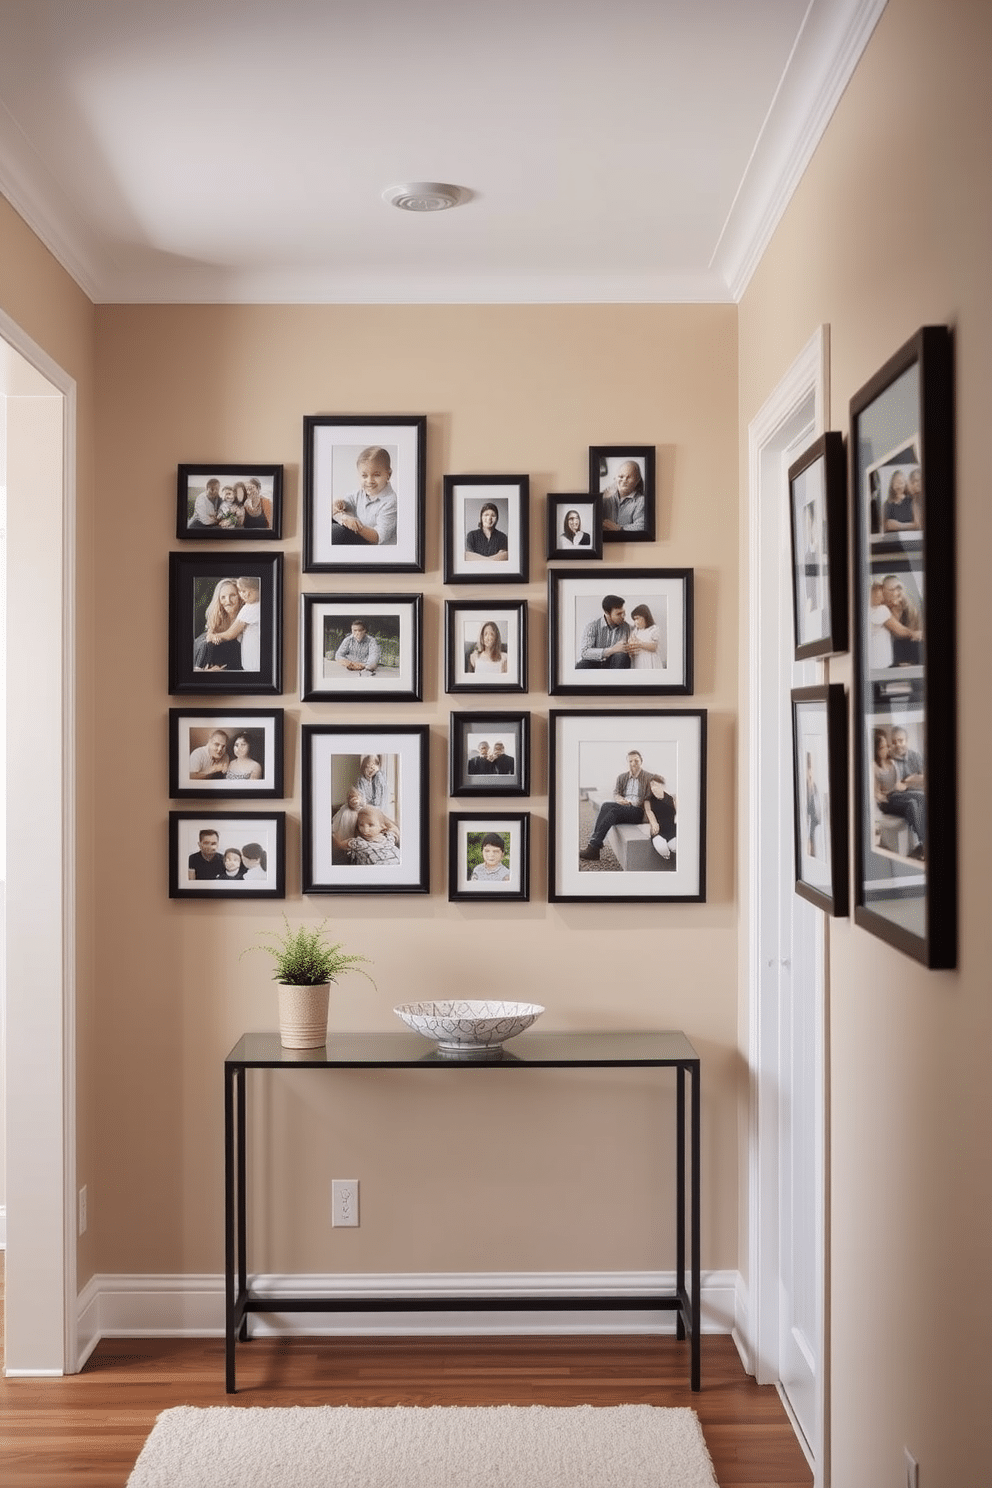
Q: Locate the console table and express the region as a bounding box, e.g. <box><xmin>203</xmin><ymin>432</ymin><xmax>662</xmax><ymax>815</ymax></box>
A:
<box><xmin>224</xmin><ymin>1029</ymin><xmax>701</xmax><ymax>1393</ymax></box>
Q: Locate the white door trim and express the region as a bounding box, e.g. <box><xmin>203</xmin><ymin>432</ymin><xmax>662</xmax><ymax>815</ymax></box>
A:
<box><xmin>0</xmin><ymin>305</ymin><xmax>77</xmax><ymax>1374</ymax></box>
<box><xmin>743</xmin><ymin>325</ymin><xmax>829</xmax><ymax>1482</ymax></box>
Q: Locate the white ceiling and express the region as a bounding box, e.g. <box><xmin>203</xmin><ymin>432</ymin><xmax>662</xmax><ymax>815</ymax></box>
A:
<box><xmin>0</xmin><ymin>0</ymin><xmax>885</xmax><ymax>305</ymax></box>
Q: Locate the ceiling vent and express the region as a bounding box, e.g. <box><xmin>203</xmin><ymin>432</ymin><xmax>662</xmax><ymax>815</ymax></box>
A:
<box><xmin>382</xmin><ymin>182</ymin><xmax>469</xmax><ymax>212</ymax></box>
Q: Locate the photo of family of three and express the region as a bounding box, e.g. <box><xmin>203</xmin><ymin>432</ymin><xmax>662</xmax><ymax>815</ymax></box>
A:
<box><xmin>186</xmin><ymin>827</ymin><xmax>270</xmax><ymax>883</ymax></box>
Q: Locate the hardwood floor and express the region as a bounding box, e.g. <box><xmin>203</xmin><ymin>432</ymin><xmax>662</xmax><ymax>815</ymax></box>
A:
<box><xmin>0</xmin><ymin>1292</ymin><xmax>813</xmax><ymax>1488</ymax></box>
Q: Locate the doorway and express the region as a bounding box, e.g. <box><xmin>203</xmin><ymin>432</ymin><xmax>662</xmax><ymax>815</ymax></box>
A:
<box><xmin>745</xmin><ymin>326</ymin><xmax>829</xmax><ymax>1482</ymax></box>
<box><xmin>0</xmin><ymin>313</ymin><xmax>76</xmax><ymax>1375</ymax></box>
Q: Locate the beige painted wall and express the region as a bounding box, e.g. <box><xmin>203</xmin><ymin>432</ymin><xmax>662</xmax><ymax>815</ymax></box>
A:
<box><xmin>91</xmin><ymin>303</ymin><xmax>741</xmax><ymax>1278</ymax></box>
<box><xmin>738</xmin><ymin>0</ymin><xmax>992</xmax><ymax>1483</ymax></box>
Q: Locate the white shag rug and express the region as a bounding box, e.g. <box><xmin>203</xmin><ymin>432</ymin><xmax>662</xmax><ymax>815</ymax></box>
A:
<box><xmin>126</xmin><ymin>1404</ymin><xmax>719</xmax><ymax>1487</ymax></box>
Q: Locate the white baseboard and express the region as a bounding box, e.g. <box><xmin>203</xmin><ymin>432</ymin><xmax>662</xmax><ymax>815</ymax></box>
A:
<box><xmin>76</xmin><ymin>1269</ymin><xmax>746</xmax><ymax>1370</ymax></box>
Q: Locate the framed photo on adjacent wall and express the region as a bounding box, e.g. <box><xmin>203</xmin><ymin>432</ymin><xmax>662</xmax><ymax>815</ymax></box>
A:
<box><xmin>169</xmin><ymin>551</ymin><xmax>283</xmax><ymax>695</ymax></box>
<box><xmin>850</xmin><ymin>324</ymin><xmax>955</xmax><ymax>968</ymax></box>
<box><xmin>549</xmin><ymin>709</ymin><xmax>706</xmax><ymax>903</ymax></box>
<box><xmin>169</xmin><ymin>811</ymin><xmax>285</xmax><ymax>899</ymax></box>
<box><xmin>548</xmin><ymin>568</ymin><xmax>692</xmax><ymax>696</ymax></box>
<box><xmin>589</xmin><ymin>444</ymin><xmax>656</xmax><ymax>542</ymax></box>
<box><xmin>301</xmin><ymin>724</ymin><xmax>429</xmax><ymax>894</ymax></box>
<box><xmin>301</xmin><ymin>593</ymin><xmax>423</xmax><ymax>702</ymax></box>
<box><xmin>791</xmin><ymin>685</ymin><xmax>849</xmax><ymax>915</ymax></box>
<box><xmin>177</xmin><ymin>464</ymin><xmax>282</xmax><ymax>539</ymax></box>
<box><xmin>169</xmin><ymin>708</ymin><xmax>284</xmax><ymax>799</ymax></box>
<box><xmin>303</xmin><ymin>414</ymin><xmax>426</xmax><ymax>573</ymax></box>
<box><xmin>448</xmin><ymin>813</ymin><xmax>530</xmax><ymax>903</ymax></box>
<box><xmin>788</xmin><ymin>431</ymin><xmax>848</xmax><ymax>660</ymax></box>
<box><xmin>443</xmin><ymin>474</ymin><xmax>529</xmax><ymax>583</ymax></box>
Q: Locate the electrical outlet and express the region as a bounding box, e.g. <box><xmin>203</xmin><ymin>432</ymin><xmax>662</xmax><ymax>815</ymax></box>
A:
<box><xmin>78</xmin><ymin>1185</ymin><xmax>88</xmax><ymax>1236</ymax></box>
<box><xmin>904</xmin><ymin>1447</ymin><xmax>919</xmax><ymax>1488</ymax></box>
<box><xmin>332</xmin><ymin>1179</ymin><xmax>359</xmax><ymax>1227</ymax></box>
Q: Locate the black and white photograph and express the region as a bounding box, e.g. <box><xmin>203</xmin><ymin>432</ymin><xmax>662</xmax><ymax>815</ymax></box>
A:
<box><xmin>169</xmin><ymin>551</ymin><xmax>283</xmax><ymax>695</ymax></box>
<box><xmin>548</xmin><ymin>568</ymin><xmax>692</xmax><ymax>695</ymax></box>
<box><xmin>589</xmin><ymin>444</ymin><xmax>656</xmax><ymax>542</ymax></box>
<box><xmin>169</xmin><ymin>812</ymin><xmax>285</xmax><ymax>899</ymax></box>
<box><xmin>549</xmin><ymin>709</ymin><xmax>706</xmax><ymax>903</ymax></box>
<box><xmin>448</xmin><ymin>813</ymin><xmax>530</xmax><ymax>903</ymax></box>
<box><xmin>301</xmin><ymin>593</ymin><xmax>423</xmax><ymax>703</ymax></box>
<box><xmin>445</xmin><ymin>600</ymin><xmax>527</xmax><ymax>694</ymax></box>
<box><xmin>443</xmin><ymin>473</ymin><xmax>529</xmax><ymax>583</ymax></box>
<box><xmin>851</xmin><ymin>324</ymin><xmax>955</xmax><ymax>967</ymax></box>
<box><xmin>301</xmin><ymin>724</ymin><xmax>429</xmax><ymax>894</ymax></box>
<box><xmin>546</xmin><ymin>494</ymin><xmax>603</xmax><ymax>561</ymax></box>
<box><xmin>303</xmin><ymin>414</ymin><xmax>426</xmax><ymax>573</ymax></box>
<box><xmin>788</xmin><ymin>431</ymin><xmax>847</xmax><ymax>660</ymax></box>
<box><xmin>177</xmin><ymin>464</ymin><xmax>282</xmax><ymax>539</ymax></box>
<box><xmin>791</xmin><ymin>685</ymin><xmax>848</xmax><ymax>915</ymax></box>
<box><xmin>449</xmin><ymin>711</ymin><xmax>530</xmax><ymax>797</ymax></box>
<box><xmin>169</xmin><ymin>708</ymin><xmax>284</xmax><ymax>799</ymax></box>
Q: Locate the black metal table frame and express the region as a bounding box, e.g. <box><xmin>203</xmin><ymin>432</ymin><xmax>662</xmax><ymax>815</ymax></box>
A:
<box><xmin>225</xmin><ymin>1030</ymin><xmax>701</xmax><ymax>1393</ymax></box>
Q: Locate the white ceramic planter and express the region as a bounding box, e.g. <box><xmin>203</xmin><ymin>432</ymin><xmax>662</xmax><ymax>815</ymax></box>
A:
<box><xmin>277</xmin><ymin>982</ymin><xmax>330</xmax><ymax>1048</ymax></box>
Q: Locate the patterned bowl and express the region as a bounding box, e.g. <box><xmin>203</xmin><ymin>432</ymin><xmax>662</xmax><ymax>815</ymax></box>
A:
<box><xmin>393</xmin><ymin>999</ymin><xmax>545</xmax><ymax>1054</ymax></box>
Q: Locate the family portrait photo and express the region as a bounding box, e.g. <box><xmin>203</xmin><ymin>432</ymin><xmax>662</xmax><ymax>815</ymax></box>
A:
<box><xmin>589</xmin><ymin>444</ymin><xmax>656</xmax><ymax>542</ymax></box>
<box><xmin>301</xmin><ymin>593</ymin><xmax>423</xmax><ymax>702</ymax></box>
<box><xmin>177</xmin><ymin>464</ymin><xmax>282</xmax><ymax>539</ymax></box>
<box><xmin>549</xmin><ymin>709</ymin><xmax>706</xmax><ymax>903</ymax></box>
<box><xmin>169</xmin><ymin>708</ymin><xmax>283</xmax><ymax>798</ymax></box>
<box><xmin>443</xmin><ymin>474</ymin><xmax>529</xmax><ymax>583</ymax></box>
<box><xmin>169</xmin><ymin>812</ymin><xmax>285</xmax><ymax>899</ymax></box>
<box><xmin>303</xmin><ymin>415</ymin><xmax>426</xmax><ymax>573</ymax></box>
<box><xmin>548</xmin><ymin>568</ymin><xmax>692</xmax><ymax>695</ymax></box>
<box><xmin>169</xmin><ymin>552</ymin><xmax>282</xmax><ymax>695</ymax></box>
<box><xmin>546</xmin><ymin>495</ymin><xmax>603</xmax><ymax>560</ymax></box>
<box><xmin>448</xmin><ymin>813</ymin><xmax>530</xmax><ymax>902</ymax></box>
<box><xmin>301</xmin><ymin>725</ymin><xmax>429</xmax><ymax>894</ymax></box>
<box><xmin>788</xmin><ymin>431</ymin><xmax>846</xmax><ymax>660</ymax></box>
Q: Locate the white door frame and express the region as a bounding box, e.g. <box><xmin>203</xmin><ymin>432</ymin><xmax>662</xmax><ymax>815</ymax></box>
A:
<box><xmin>1</xmin><ymin>306</ymin><xmax>77</xmax><ymax>1375</ymax></box>
<box><xmin>744</xmin><ymin>325</ymin><xmax>829</xmax><ymax>1481</ymax></box>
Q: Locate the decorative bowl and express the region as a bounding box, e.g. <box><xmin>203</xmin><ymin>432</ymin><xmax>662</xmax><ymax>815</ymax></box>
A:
<box><xmin>393</xmin><ymin>999</ymin><xmax>544</xmax><ymax>1054</ymax></box>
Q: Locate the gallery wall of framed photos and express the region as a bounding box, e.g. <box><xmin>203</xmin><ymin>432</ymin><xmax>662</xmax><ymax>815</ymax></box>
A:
<box><xmin>168</xmin><ymin>424</ymin><xmax>708</xmax><ymax>908</ymax></box>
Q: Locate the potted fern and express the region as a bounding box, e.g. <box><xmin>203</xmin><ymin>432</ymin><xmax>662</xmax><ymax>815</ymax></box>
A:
<box><xmin>243</xmin><ymin>917</ymin><xmax>375</xmax><ymax>1048</ymax></box>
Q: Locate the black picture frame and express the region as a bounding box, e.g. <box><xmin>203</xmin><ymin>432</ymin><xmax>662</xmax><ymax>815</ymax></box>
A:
<box><xmin>169</xmin><ymin>551</ymin><xmax>283</xmax><ymax>696</ymax></box>
<box><xmin>791</xmin><ymin>685</ymin><xmax>849</xmax><ymax>916</ymax></box>
<box><xmin>548</xmin><ymin>568</ymin><xmax>692</xmax><ymax>696</ymax></box>
<box><xmin>301</xmin><ymin>724</ymin><xmax>429</xmax><ymax>895</ymax></box>
<box><xmin>177</xmin><ymin>464</ymin><xmax>283</xmax><ymax>540</ymax></box>
<box><xmin>589</xmin><ymin>444</ymin><xmax>656</xmax><ymax>542</ymax></box>
<box><xmin>448</xmin><ymin>711</ymin><xmax>531</xmax><ymax>797</ymax></box>
<box><xmin>443</xmin><ymin>473</ymin><xmax>529</xmax><ymax>583</ymax></box>
<box><xmin>169</xmin><ymin>708</ymin><xmax>284</xmax><ymax>799</ymax></box>
<box><xmin>788</xmin><ymin>432</ymin><xmax>848</xmax><ymax>660</ymax></box>
<box><xmin>169</xmin><ymin>811</ymin><xmax>286</xmax><ymax>899</ymax></box>
<box><xmin>545</xmin><ymin>494</ymin><xmax>603</xmax><ymax>561</ymax></box>
<box><xmin>850</xmin><ymin>324</ymin><xmax>955</xmax><ymax>968</ymax></box>
<box><xmin>302</xmin><ymin>414</ymin><xmax>426</xmax><ymax>573</ymax></box>
<box><xmin>301</xmin><ymin>593</ymin><xmax>423</xmax><ymax>703</ymax></box>
<box><xmin>448</xmin><ymin>812</ymin><xmax>531</xmax><ymax>903</ymax></box>
<box><xmin>445</xmin><ymin>600</ymin><xmax>528</xmax><ymax>695</ymax></box>
<box><xmin>549</xmin><ymin>709</ymin><xmax>707</xmax><ymax>903</ymax></box>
